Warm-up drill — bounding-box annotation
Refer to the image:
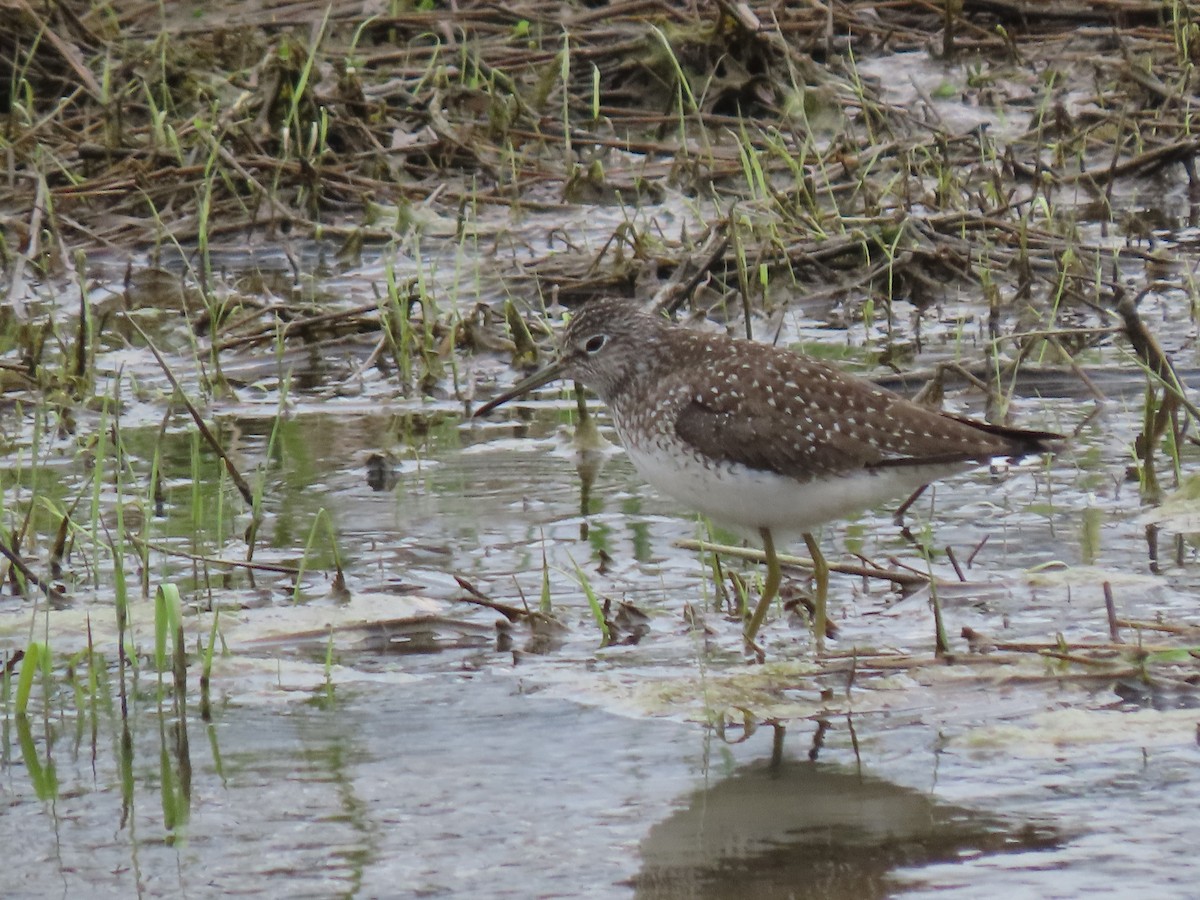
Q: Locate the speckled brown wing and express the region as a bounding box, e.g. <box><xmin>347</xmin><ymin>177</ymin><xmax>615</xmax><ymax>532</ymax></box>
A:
<box><xmin>671</xmin><ymin>345</ymin><xmax>1055</xmax><ymax>482</ymax></box>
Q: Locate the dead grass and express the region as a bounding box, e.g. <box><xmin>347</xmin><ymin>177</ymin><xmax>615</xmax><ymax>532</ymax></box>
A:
<box><xmin>0</xmin><ymin>1</ymin><xmax>1191</xmax><ymax>284</ymax></box>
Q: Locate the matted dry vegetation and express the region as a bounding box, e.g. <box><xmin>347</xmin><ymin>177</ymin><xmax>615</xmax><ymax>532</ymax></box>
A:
<box><xmin>3</xmin><ymin>0</ymin><xmax>1197</xmax><ymax>298</ymax></box>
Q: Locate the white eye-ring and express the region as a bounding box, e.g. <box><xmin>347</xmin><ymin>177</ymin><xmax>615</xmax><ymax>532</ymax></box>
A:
<box><xmin>584</xmin><ymin>334</ymin><xmax>607</xmax><ymax>354</ymax></box>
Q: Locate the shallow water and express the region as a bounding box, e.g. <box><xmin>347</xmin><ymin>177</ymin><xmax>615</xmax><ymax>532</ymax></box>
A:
<box><xmin>7</xmin><ymin>657</ymin><xmax>1198</xmax><ymax>898</ymax></box>
<box><xmin>5</xmin><ymin>46</ymin><xmax>1200</xmax><ymax>897</ymax></box>
<box><xmin>4</xmin><ymin>359</ymin><xmax>1199</xmax><ymax>897</ymax></box>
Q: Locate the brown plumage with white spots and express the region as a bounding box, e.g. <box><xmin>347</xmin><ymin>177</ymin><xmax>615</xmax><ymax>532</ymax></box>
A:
<box><xmin>475</xmin><ymin>297</ymin><xmax>1061</xmax><ymax>651</ymax></box>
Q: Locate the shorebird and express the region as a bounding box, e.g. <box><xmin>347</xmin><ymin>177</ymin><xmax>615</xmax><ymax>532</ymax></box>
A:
<box><xmin>475</xmin><ymin>298</ymin><xmax>1059</xmax><ymax>649</ymax></box>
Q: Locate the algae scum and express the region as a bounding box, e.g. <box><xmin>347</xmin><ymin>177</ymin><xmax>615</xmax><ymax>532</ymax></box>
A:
<box><xmin>3</xmin><ymin>2</ymin><xmax>1200</xmax><ymax>897</ymax></box>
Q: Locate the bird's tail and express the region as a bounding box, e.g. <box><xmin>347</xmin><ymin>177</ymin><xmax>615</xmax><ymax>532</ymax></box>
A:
<box><xmin>943</xmin><ymin>413</ymin><xmax>1065</xmax><ymax>458</ymax></box>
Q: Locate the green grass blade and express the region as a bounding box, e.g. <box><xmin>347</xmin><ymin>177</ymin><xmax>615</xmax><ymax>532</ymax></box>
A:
<box><xmin>15</xmin><ymin>641</ymin><xmax>43</xmax><ymax>716</ymax></box>
<box><xmin>569</xmin><ymin>556</ymin><xmax>609</xmax><ymax>646</ymax></box>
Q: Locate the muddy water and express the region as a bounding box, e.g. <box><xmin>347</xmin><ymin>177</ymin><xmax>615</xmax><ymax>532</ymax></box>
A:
<box><xmin>5</xmin><ymin>68</ymin><xmax>1200</xmax><ymax>895</ymax></box>
<box><xmin>4</xmin><ymin>331</ymin><xmax>1200</xmax><ymax>898</ymax></box>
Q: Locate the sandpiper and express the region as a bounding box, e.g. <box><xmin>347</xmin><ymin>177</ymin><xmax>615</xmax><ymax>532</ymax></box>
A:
<box><xmin>475</xmin><ymin>298</ymin><xmax>1059</xmax><ymax>650</ymax></box>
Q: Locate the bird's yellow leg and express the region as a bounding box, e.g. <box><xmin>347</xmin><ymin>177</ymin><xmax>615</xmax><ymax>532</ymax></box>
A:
<box><xmin>745</xmin><ymin>528</ymin><xmax>780</xmax><ymax>644</ymax></box>
<box><xmin>803</xmin><ymin>532</ymin><xmax>828</xmax><ymax>652</ymax></box>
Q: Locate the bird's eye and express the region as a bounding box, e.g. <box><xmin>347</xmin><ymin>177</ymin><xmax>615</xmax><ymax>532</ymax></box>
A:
<box><xmin>584</xmin><ymin>334</ymin><xmax>607</xmax><ymax>354</ymax></box>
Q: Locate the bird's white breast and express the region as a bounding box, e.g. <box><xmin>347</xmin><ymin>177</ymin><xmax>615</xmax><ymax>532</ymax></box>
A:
<box><xmin>622</xmin><ymin>443</ymin><xmax>958</xmax><ymax>537</ymax></box>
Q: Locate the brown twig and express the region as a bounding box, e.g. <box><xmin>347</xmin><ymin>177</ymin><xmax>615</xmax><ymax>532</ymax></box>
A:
<box><xmin>675</xmin><ymin>538</ymin><xmax>930</xmax><ymax>587</ymax></box>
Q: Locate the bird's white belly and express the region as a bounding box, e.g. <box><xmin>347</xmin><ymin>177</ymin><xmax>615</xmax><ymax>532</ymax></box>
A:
<box><xmin>624</xmin><ymin>444</ymin><xmax>958</xmax><ymax>536</ymax></box>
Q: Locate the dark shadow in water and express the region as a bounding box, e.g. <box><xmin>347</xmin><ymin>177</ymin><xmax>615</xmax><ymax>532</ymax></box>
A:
<box><xmin>633</xmin><ymin>755</ymin><xmax>1061</xmax><ymax>899</ymax></box>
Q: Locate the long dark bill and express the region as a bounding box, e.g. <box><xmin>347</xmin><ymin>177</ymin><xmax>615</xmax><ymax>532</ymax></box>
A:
<box><xmin>473</xmin><ymin>359</ymin><xmax>567</xmax><ymax>417</ymax></box>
